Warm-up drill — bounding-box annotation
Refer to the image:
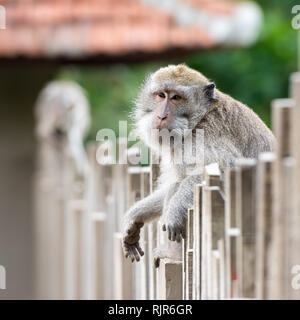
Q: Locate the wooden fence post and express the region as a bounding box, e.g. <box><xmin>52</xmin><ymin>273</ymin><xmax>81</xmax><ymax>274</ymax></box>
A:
<box><xmin>111</xmin><ymin>138</ymin><xmax>129</xmax><ymax>233</ymax></box>
<box><xmin>289</xmin><ymin>73</ymin><xmax>300</xmax><ymax>299</ymax></box>
<box><xmin>85</xmin><ymin>212</ymin><xmax>107</xmax><ymax>299</ymax></box>
<box><xmin>211</xmin><ymin>188</ymin><xmax>226</xmax><ymax>300</ymax></box>
<box><xmin>235</xmin><ymin>158</ymin><xmax>257</xmax><ymax>298</ymax></box>
<box><xmin>157</xmin><ymin>260</ymin><xmax>182</xmax><ymax>300</ymax></box>
<box><xmin>201</xmin><ymin>163</ymin><xmax>224</xmax><ymax>300</ymax></box>
<box><xmin>127</xmin><ymin>165</ymin><xmax>150</xmax><ymax>300</ymax></box>
<box><xmin>84</xmin><ymin>143</ymin><xmax>114</xmax><ymax>299</ymax></box>
<box><xmin>224</xmin><ymin>168</ymin><xmax>238</xmax><ymax>298</ymax></box>
<box><xmin>113</xmin><ymin>233</ymin><xmax>135</xmax><ymax>299</ymax></box>
<box><xmin>186</xmin><ymin>208</ymin><xmax>194</xmax><ymax>300</ymax></box>
<box><xmin>193</xmin><ymin>184</ymin><xmax>203</xmax><ymax>300</ymax></box>
<box><xmin>64</xmin><ymin>199</ymin><xmax>86</xmax><ymax>299</ymax></box>
<box><xmin>34</xmin><ymin>137</ymin><xmax>73</xmax><ymax>300</ymax></box>
<box><xmin>149</xmin><ymin>152</ymin><xmax>160</xmax><ymax>300</ymax></box>
<box><xmin>140</xmin><ymin>168</ymin><xmax>151</xmax><ymax>300</ymax></box>
<box><xmin>218</xmin><ymin>239</ymin><xmax>226</xmax><ymax>299</ymax></box>
<box><xmin>269</xmin><ymin>98</ymin><xmax>297</xmax><ymax>299</ymax></box>
<box><xmin>124</xmin><ymin>166</ymin><xmax>142</xmax><ymax>300</ymax></box>
<box><xmin>113</xmin><ymin>146</ymin><xmax>139</xmax><ymax>301</ymax></box>
<box><xmin>182</xmin><ymin>228</ymin><xmax>187</xmax><ymax>300</ymax></box>
<box><xmin>255</xmin><ymin>152</ymin><xmax>275</xmax><ymax>300</ymax></box>
<box><xmin>34</xmin><ymin>82</ymin><xmax>90</xmax><ymax>299</ymax></box>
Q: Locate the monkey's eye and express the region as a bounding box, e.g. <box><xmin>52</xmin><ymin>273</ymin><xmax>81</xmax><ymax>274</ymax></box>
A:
<box><xmin>171</xmin><ymin>95</ymin><xmax>181</xmax><ymax>101</ymax></box>
<box><xmin>158</xmin><ymin>92</ymin><xmax>166</xmax><ymax>99</ymax></box>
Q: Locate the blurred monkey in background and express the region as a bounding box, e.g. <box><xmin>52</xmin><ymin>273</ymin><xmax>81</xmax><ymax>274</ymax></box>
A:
<box><xmin>35</xmin><ymin>81</ymin><xmax>90</xmax><ymax>178</ymax></box>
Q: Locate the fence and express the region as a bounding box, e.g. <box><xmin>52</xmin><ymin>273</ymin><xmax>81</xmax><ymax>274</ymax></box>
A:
<box><xmin>34</xmin><ymin>72</ymin><xmax>300</xmax><ymax>300</ymax></box>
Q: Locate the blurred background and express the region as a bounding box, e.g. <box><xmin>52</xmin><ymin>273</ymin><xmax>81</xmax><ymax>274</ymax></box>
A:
<box><xmin>0</xmin><ymin>0</ymin><xmax>298</xmax><ymax>299</ymax></box>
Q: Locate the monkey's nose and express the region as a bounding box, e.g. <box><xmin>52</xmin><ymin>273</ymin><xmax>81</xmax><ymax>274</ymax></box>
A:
<box><xmin>157</xmin><ymin>115</ymin><xmax>167</xmax><ymax>121</ymax></box>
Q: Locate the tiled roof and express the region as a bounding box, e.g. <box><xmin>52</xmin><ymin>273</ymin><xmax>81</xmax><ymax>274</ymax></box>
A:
<box><xmin>0</xmin><ymin>0</ymin><xmax>262</xmax><ymax>59</ymax></box>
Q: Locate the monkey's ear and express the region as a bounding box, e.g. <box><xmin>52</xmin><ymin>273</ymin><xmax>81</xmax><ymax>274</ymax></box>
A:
<box><xmin>204</xmin><ymin>82</ymin><xmax>217</xmax><ymax>102</ymax></box>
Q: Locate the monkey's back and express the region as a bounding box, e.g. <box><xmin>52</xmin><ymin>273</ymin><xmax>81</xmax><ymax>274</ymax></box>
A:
<box><xmin>197</xmin><ymin>91</ymin><xmax>275</xmax><ymax>162</ymax></box>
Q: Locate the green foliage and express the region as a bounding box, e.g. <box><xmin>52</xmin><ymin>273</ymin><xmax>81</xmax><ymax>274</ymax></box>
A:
<box><xmin>186</xmin><ymin>5</ymin><xmax>298</xmax><ymax>127</ymax></box>
<box><xmin>57</xmin><ymin>64</ymin><xmax>160</xmax><ymax>140</ymax></box>
<box><xmin>56</xmin><ymin>0</ymin><xmax>298</xmax><ymax>140</ymax></box>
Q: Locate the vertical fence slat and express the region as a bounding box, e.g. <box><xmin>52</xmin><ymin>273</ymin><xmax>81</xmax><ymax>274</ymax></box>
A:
<box><xmin>234</xmin><ymin>165</ymin><xmax>243</xmax><ymax>298</ymax></box>
<box><xmin>193</xmin><ymin>184</ymin><xmax>203</xmax><ymax>300</ymax></box>
<box><xmin>149</xmin><ymin>152</ymin><xmax>160</xmax><ymax>300</ymax></box>
<box><xmin>64</xmin><ymin>199</ymin><xmax>86</xmax><ymax>299</ymax></box>
<box><xmin>113</xmin><ymin>232</ymin><xmax>134</xmax><ymax>299</ymax></box>
<box><xmin>270</xmin><ymin>99</ymin><xmax>296</xmax><ymax>299</ymax></box>
<box><xmin>201</xmin><ymin>163</ymin><xmax>222</xmax><ymax>300</ymax></box>
<box><xmin>140</xmin><ymin>168</ymin><xmax>151</xmax><ymax>300</ymax></box>
<box><xmin>85</xmin><ymin>212</ymin><xmax>106</xmax><ymax>299</ymax></box>
<box><xmin>85</xmin><ymin>143</ymin><xmax>113</xmax><ymax>299</ymax></box>
<box><xmin>157</xmin><ymin>259</ymin><xmax>182</xmax><ymax>300</ymax></box>
<box><xmin>225</xmin><ymin>168</ymin><xmax>238</xmax><ymax>298</ymax></box>
<box><xmin>289</xmin><ymin>73</ymin><xmax>300</xmax><ymax>300</ymax></box>
<box><xmin>186</xmin><ymin>208</ymin><xmax>194</xmax><ymax>300</ymax></box>
<box><xmin>201</xmin><ymin>185</ymin><xmax>211</xmax><ymax>300</ymax></box>
<box><xmin>218</xmin><ymin>239</ymin><xmax>226</xmax><ymax>299</ymax></box>
<box><xmin>236</xmin><ymin>158</ymin><xmax>257</xmax><ymax>299</ymax></box>
<box><xmin>211</xmin><ymin>250</ymin><xmax>220</xmax><ymax>300</ymax></box>
<box><xmin>210</xmin><ymin>187</ymin><xmax>225</xmax><ymax>300</ymax></box>
<box><xmin>127</xmin><ymin>167</ymin><xmax>142</xmax><ymax>300</ymax></box>
<box><xmin>182</xmin><ymin>234</ymin><xmax>187</xmax><ymax>300</ymax></box>
<box><xmin>255</xmin><ymin>152</ymin><xmax>275</xmax><ymax>300</ymax></box>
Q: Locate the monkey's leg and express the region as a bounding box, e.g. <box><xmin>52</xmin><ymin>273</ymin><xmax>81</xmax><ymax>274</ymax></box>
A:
<box><xmin>163</xmin><ymin>175</ymin><xmax>202</xmax><ymax>242</ymax></box>
<box><xmin>122</xmin><ymin>187</ymin><xmax>167</xmax><ymax>262</ymax></box>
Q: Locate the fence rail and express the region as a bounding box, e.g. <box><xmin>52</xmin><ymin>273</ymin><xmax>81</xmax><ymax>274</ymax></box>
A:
<box><xmin>34</xmin><ymin>72</ymin><xmax>300</xmax><ymax>300</ymax></box>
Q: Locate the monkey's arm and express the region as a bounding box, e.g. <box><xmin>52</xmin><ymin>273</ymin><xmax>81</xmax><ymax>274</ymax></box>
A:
<box><xmin>164</xmin><ymin>175</ymin><xmax>202</xmax><ymax>242</ymax></box>
<box><xmin>122</xmin><ymin>187</ymin><xmax>167</xmax><ymax>262</ymax></box>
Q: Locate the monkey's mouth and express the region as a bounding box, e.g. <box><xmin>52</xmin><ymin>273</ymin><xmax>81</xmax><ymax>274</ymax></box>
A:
<box><xmin>151</xmin><ymin>123</ymin><xmax>173</xmax><ymax>132</ymax></box>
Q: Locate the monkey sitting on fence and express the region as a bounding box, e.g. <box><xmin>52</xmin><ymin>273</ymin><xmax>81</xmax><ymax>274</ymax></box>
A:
<box><xmin>122</xmin><ymin>64</ymin><xmax>275</xmax><ymax>267</ymax></box>
<box><xmin>35</xmin><ymin>81</ymin><xmax>91</xmax><ymax>179</ymax></box>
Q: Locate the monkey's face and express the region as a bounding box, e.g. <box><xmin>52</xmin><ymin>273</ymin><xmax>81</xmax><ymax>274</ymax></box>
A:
<box><xmin>135</xmin><ymin>83</ymin><xmax>214</xmax><ymax>150</ymax></box>
<box><xmin>134</xmin><ymin>84</ymin><xmax>189</xmax><ymax>149</ymax></box>
<box><xmin>151</xmin><ymin>87</ymin><xmax>190</xmax><ymax>131</ymax></box>
<box><xmin>35</xmin><ymin>81</ymin><xmax>90</xmax><ymax>142</ymax></box>
<box><xmin>134</xmin><ymin>65</ymin><xmax>217</xmax><ymax>151</ymax></box>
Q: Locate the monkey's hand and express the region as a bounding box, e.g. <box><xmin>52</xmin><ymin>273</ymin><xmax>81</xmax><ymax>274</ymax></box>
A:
<box><xmin>162</xmin><ymin>214</ymin><xmax>186</xmax><ymax>243</ymax></box>
<box><xmin>122</xmin><ymin>221</ymin><xmax>144</xmax><ymax>262</ymax></box>
<box><xmin>121</xmin><ymin>188</ymin><xmax>167</xmax><ymax>262</ymax></box>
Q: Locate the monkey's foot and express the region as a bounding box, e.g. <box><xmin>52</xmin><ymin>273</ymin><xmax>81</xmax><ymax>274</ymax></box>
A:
<box><xmin>153</xmin><ymin>245</ymin><xmax>182</xmax><ymax>268</ymax></box>
<box><xmin>153</xmin><ymin>247</ymin><xmax>168</xmax><ymax>268</ymax></box>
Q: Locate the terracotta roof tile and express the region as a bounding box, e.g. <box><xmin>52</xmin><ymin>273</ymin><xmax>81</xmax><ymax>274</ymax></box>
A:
<box><xmin>0</xmin><ymin>0</ymin><xmax>262</xmax><ymax>58</ymax></box>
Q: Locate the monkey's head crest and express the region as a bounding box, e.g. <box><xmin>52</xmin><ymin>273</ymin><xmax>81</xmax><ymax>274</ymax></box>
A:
<box><xmin>153</xmin><ymin>64</ymin><xmax>208</xmax><ymax>86</ymax></box>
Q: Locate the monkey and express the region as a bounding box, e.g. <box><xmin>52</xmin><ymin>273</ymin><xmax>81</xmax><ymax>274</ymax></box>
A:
<box><xmin>35</xmin><ymin>80</ymin><xmax>91</xmax><ymax>179</ymax></box>
<box><xmin>122</xmin><ymin>64</ymin><xmax>275</xmax><ymax>266</ymax></box>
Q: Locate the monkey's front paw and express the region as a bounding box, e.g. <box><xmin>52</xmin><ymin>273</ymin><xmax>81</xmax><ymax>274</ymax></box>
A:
<box><xmin>162</xmin><ymin>220</ymin><xmax>186</xmax><ymax>242</ymax></box>
<box><xmin>122</xmin><ymin>221</ymin><xmax>144</xmax><ymax>262</ymax></box>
